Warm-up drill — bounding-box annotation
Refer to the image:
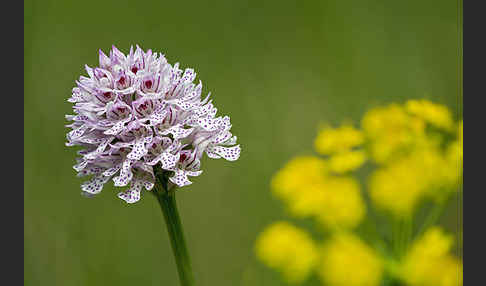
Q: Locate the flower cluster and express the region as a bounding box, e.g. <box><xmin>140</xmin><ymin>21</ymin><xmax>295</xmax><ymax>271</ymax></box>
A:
<box><xmin>400</xmin><ymin>227</ymin><xmax>463</xmax><ymax>286</ymax></box>
<box><xmin>318</xmin><ymin>232</ymin><xmax>384</xmax><ymax>286</ymax></box>
<box><xmin>255</xmin><ymin>221</ymin><xmax>318</xmax><ymax>283</ymax></box>
<box><xmin>66</xmin><ymin>45</ymin><xmax>240</xmax><ymax>203</ymax></box>
<box><xmin>363</xmin><ymin>101</ymin><xmax>462</xmax><ymax>216</ymax></box>
<box><xmin>256</xmin><ymin>100</ymin><xmax>462</xmax><ymax>286</ymax></box>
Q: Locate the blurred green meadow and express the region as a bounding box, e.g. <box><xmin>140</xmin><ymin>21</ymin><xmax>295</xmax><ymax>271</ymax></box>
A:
<box><xmin>24</xmin><ymin>0</ymin><xmax>461</xmax><ymax>285</ymax></box>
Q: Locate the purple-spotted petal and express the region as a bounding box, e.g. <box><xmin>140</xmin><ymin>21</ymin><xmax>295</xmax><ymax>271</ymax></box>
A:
<box><xmin>73</xmin><ymin>160</ymin><xmax>89</xmax><ymax>172</ymax></box>
<box><xmin>103</xmin><ymin>165</ymin><xmax>122</xmax><ymax>177</ymax></box>
<box><xmin>104</xmin><ymin>118</ymin><xmax>130</xmax><ymax>135</ymax></box>
<box><xmin>161</xmin><ymin>125</ymin><xmax>194</xmax><ymax>139</ymax></box>
<box><xmin>84</xmin><ymin>136</ymin><xmax>114</xmax><ymax>159</ymax></box>
<box><xmin>117</xmin><ymin>180</ymin><xmax>142</xmax><ymax>203</ymax></box>
<box><xmin>67</xmin><ymin>125</ymin><xmax>88</xmax><ymax>141</ymax></box>
<box><xmin>160</xmin><ymin>152</ymin><xmax>179</xmax><ymax>170</ymax></box>
<box><xmin>113</xmin><ymin>160</ymin><xmax>134</xmax><ymax>186</ymax></box>
<box><xmin>205</xmin><ymin>149</ymin><xmax>221</xmax><ymax>159</ymax></box>
<box><xmin>169</xmin><ymin>169</ymin><xmax>192</xmax><ymax>187</ymax></box>
<box><xmin>212</xmin><ymin>131</ymin><xmax>232</xmax><ymax>144</ymax></box>
<box><xmin>127</xmin><ymin>139</ymin><xmax>148</xmax><ymax>160</ymax></box>
<box><xmin>207</xmin><ymin>145</ymin><xmax>241</xmax><ymax>161</ymax></box>
<box><xmin>197</xmin><ymin>117</ymin><xmax>219</xmax><ymax>131</ymax></box>
<box><xmin>143</xmin><ymin>180</ymin><xmax>155</xmax><ymax>191</ymax></box>
<box><xmin>81</xmin><ymin>174</ymin><xmax>111</xmax><ymax>195</ymax></box>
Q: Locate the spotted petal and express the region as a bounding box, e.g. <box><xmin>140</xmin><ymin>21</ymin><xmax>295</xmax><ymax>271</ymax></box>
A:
<box><xmin>84</xmin><ymin>136</ymin><xmax>114</xmax><ymax>159</ymax></box>
<box><xmin>169</xmin><ymin>169</ymin><xmax>192</xmax><ymax>187</ymax></box>
<box><xmin>117</xmin><ymin>180</ymin><xmax>143</xmax><ymax>204</ymax></box>
<box><xmin>81</xmin><ymin>174</ymin><xmax>111</xmax><ymax>195</ymax></box>
<box><xmin>113</xmin><ymin>160</ymin><xmax>134</xmax><ymax>187</ymax></box>
<box><xmin>206</xmin><ymin>145</ymin><xmax>241</xmax><ymax>161</ymax></box>
<box><xmin>127</xmin><ymin>139</ymin><xmax>149</xmax><ymax>160</ymax></box>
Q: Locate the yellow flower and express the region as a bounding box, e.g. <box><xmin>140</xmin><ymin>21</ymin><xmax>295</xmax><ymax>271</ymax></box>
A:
<box><xmin>400</xmin><ymin>227</ymin><xmax>463</xmax><ymax>286</ymax></box>
<box><xmin>271</xmin><ymin>156</ymin><xmax>327</xmax><ymax>201</ymax></box>
<box><xmin>275</xmin><ymin>173</ymin><xmax>365</xmax><ymax>229</ymax></box>
<box><xmin>313</xmin><ymin>177</ymin><xmax>366</xmax><ymax>229</ymax></box>
<box><xmin>318</xmin><ymin>232</ymin><xmax>384</xmax><ymax>286</ymax></box>
<box><xmin>328</xmin><ymin>150</ymin><xmax>367</xmax><ymax>173</ymax></box>
<box><xmin>422</xmin><ymin>147</ymin><xmax>462</xmax><ymax>201</ymax></box>
<box><xmin>361</xmin><ymin>104</ymin><xmax>426</xmax><ymax>163</ymax></box>
<box><xmin>405</xmin><ymin>99</ymin><xmax>454</xmax><ymax>131</ymax></box>
<box><xmin>285</xmin><ymin>183</ymin><xmax>327</xmax><ymax>217</ymax></box>
<box><xmin>369</xmin><ymin>157</ymin><xmax>427</xmax><ymax>217</ymax></box>
<box><xmin>271</xmin><ymin>156</ymin><xmax>329</xmax><ymax>217</ymax></box>
<box><xmin>255</xmin><ymin>221</ymin><xmax>318</xmax><ymax>283</ymax></box>
<box><xmin>314</xmin><ymin>124</ymin><xmax>364</xmax><ymax>155</ymax></box>
<box><xmin>369</xmin><ymin>143</ymin><xmax>461</xmax><ymax>216</ymax></box>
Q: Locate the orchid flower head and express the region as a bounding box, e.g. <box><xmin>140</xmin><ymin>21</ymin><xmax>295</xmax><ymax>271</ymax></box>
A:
<box><xmin>66</xmin><ymin>45</ymin><xmax>241</xmax><ymax>203</ymax></box>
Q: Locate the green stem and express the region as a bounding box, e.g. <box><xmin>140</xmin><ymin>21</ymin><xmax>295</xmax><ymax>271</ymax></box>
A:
<box><xmin>397</xmin><ymin>217</ymin><xmax>412</xmax><ymax>259</ymax></box>
<box><xmin>397</xmin><ymin>218</ymin><xmax>404</xmax><ymax>258</ymax></box>
<box><xmin>416</xmin><ymin>201</ymin><xmax>446</xmax><ymax>239</ymax></box>
<box><xmin>392</xmin><ymin>218</ymin><xmax>400</xmax><ymax>258</ymax></box>
<box><xmin>362</xmin><ymin>217</ymin><xmax>389</xmax><ymax>257</ymax></box>
<box><xmin>154</xmin><ymin>168</ymin><xmax>195</xmax><ymax>286</ymax></box>
<box><xmin>392</xmin><ymin>216</ymin><xmax>409</xmax><ymax>259</ymax></box>
<box><xmin>365</xmin><ymin>205</ymin><xmax>391</xmax><ymax>257</ymax></box>
<box><xmin>403</xmin><ymin>216</ymin><xmax>412</xmax><ymax>253</ymax></box>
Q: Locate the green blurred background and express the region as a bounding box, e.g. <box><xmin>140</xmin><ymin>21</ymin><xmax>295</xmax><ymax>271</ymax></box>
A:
<box><xmin>24</xmin><ymin>0</ymin><xmax>462</xmax><ymax>285</ymax></box>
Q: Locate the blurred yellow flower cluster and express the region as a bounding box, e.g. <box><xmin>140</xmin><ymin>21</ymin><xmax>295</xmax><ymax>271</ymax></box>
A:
<box><xmin>271</xmin><ymin>156</ymin><xmax>366</xmax><ymax>229</ymax></box>
<box><xmin>271</xmin><ymin>123</ymin><xmax>368</xmax><ymax>230</ymax></box>
<box><xmin>400</xmin><ymin>227</ymin><xmax>463</xmax><ymax>286</ymax></box>
<box><xmin>318</xmin><ymin>232</ymin><xmax>384</xmax><ymax>286</ymax></box>
<box><xmin>255</xmin><ymin>221</ymin><xmax>318</xmax><ymax>283</ymax></box>
<box><xmin>256</xmin><ymin>99</ymin><xmax>462</xmax><ymax>286</ymax></box>
<box><xmin>314</xmin><ymin>124</ymin><xmax>365</xmax><ymax>155</ymax></box>
<box><xmin>405</xmin><ymin>99</ymin><xmax>455</xmax><ymax>131</ymax></box>
<box><xmin>364</xmin><ymin>102</ymin><xmax>463</xmax><ymax>216</ymax></box>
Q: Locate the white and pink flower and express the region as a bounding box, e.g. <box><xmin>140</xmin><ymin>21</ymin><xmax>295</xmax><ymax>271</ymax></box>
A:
<box><xmin>66</xmin><ymin>45</ymin><xmax>241</xmax><ymax>203</ymax></box>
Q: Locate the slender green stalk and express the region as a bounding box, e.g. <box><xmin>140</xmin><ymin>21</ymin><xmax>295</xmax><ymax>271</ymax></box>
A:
<box><xmin>396</xmin><ymin>218</ymin><xmax>404</xmax><ymax>257</ymax></box>
<box><xmin>362</xmin><ymin>217</ymin><xmax>389</xmax><ymax>257</ymax></box>
<box><xmin>153</xmin><ymin>168</ymin><xmax>195</xmax><ymax>286</ymax></box>
<box><xmin>392</xmin><ymin>218</ymin><xmax>401</xmax><ymax>258</ymax></box>
<box><xmin>364</xmin><ymin>204</ymin><xmax>391</xmax><ymax>257</ymax></box>
<box><xmin>403</xmin><ymin>216</ymin><xmax>412</xmax><ymax>253</ymax></box>
<box><xmin>416</xmin><ymin>202</ymin><xmax>446</xmax><ymax>238</ymax></box>
<box><xmin>397</xmin><ymin>216</ymin><xmax>412</xmax><ymax>258</ymax></box>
